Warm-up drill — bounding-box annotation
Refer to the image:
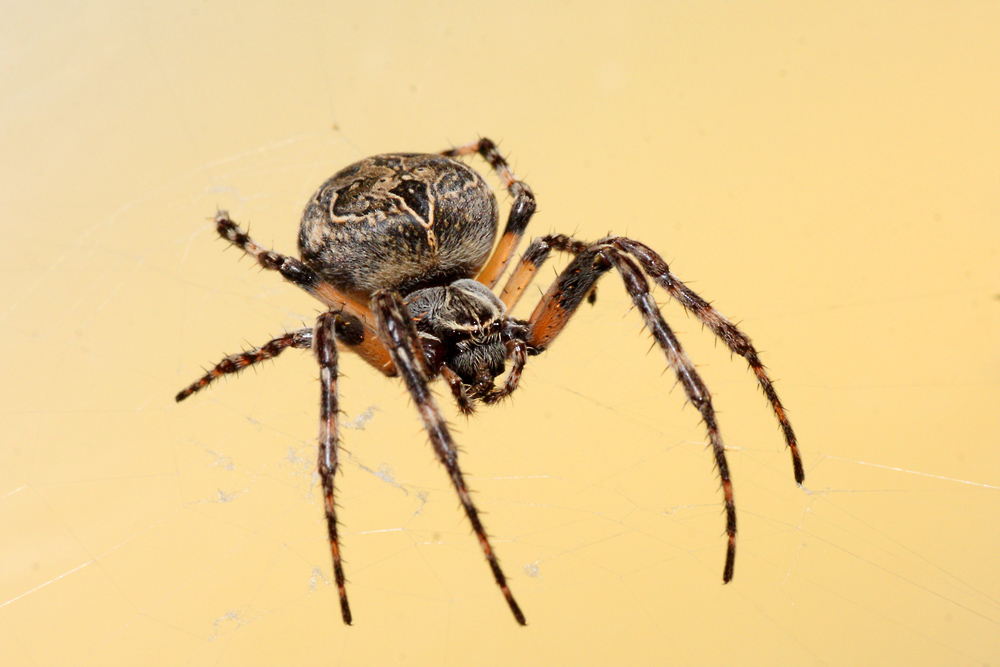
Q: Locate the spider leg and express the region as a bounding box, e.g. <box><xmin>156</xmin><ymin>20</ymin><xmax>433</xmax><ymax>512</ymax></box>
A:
<box><xmin>498</xmin><ymin>234</ymin><xmax>590</xmax><ymax>310</ymax></box>
<box><xmin>371</xmin><ymin>290</ymin><xmax>526</xmax><ymax>625</ymax></box>
<box><xmin>526</xmin><ymin>246</ymin><xmax>738</xmax><ymax>583</ymax></box>
<box><xmin>175</xmin><ymin>329</ymin><xmax>313</xmax><ymax>401</ymax></box>
<box><xmin>442</xmin><ymin>139</ymin><xmax>537</xmax><ymax>288</ymax></box>
<box><xmin>314</xmin><ymin>312</ymin><xmax>352</xmax><ymax>624</ymax></box>
<box><xmin>213</xmin><ymin>210</ymin><xmax>395</xmax><ymax>376</ymax></box>
<box><xmin>610</xmin><ymin>238</ymin><xmax>804</xmax><ymax>484</ymax></box>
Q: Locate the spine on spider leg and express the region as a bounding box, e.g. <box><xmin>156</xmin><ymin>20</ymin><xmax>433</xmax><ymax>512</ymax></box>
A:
<box><xmin>372</xmin><ymin>291</ymin><xmax>527</xmax><ymax>626</ymax></box>
<box><xmin>605</xmin><ymin>250</ymin><xmax>739</xmax><ymax>583</ymax></box>
<box><xmin>174</xmin><ymin>330</ymin><xmax>312</xmax><ymax>402</ymax></box>
<box><xmin>211</xmin><ymin>211</ymin><xmax>388</xmax><ymax>373</ymax></box>
<box><xmin>613</xmin><ymin>238</ymin><xmax>805</xmax><ymax>485</ymax></box>
<box><xmin>501</xmin><ymin>234</ymin><xmax>595</xmax><ymax>312</ymax></box>
<box><xmin>213</xmin><ymin>210</ymin><xmax>347</xmax><ymax>310</ymax></box>
<box><xmin>215</xmin><ymin>211</ymin><xmax>321</xmax><ymax>290</ymax></box>
<box><xmin>314</xmin><ymin>312</ymin><xmax>352</xmax><ymax>625</ymax></box>
<box><xmin>525</xmin><ymin>248</ymin><xmax>613</xmax><ymax>351</ymax></box>
<box><xmin>699</xmin><ymin>408</ymin><xmax>737</xmax><ymax>583</ymax></box>
<box><xmin>500</xmin><ymin>234</ymin><xmax>582</xmax><ymax>309</ymax></box>
<box><xmin>445</xmin><ymin>138</ymin><xmax>537</xmax><ymax>287</ymax></box>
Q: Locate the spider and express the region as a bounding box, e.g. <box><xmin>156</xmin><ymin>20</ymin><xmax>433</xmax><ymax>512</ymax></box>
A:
<box><xmin>176</xmin><ymin>138</ymin><xmax>804</xmax><ymax>626</ymax></box>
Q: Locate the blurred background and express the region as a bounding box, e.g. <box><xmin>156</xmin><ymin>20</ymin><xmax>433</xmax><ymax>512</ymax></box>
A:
<box><xmin>2</xmin><ymin>2</ymin><xmax>998</xmax><ymax>665</ymax></box>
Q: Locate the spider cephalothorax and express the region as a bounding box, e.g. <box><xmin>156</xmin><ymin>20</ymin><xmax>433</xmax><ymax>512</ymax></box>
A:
<box><xmin>177</xmin><ymin>138</ymin><xmax>804</xmax><ymax>626</ymax></box>
<box><xmin>405</xmin><ymin>279</ymin><xmax>515</xmax><ymax>389</ymax></box>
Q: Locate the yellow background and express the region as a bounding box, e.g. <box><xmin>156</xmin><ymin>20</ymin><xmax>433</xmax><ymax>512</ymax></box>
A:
<box><xmin>2</xmin><ymin>2</ymin><xmax>998</xmax><ymax>665</ymax></box>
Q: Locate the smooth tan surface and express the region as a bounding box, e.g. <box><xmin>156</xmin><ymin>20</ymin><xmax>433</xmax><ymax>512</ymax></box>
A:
<box><xmin>2</xmin><ymin>2</ymin><xmax>998</xmax><ymax>665</ymax></box>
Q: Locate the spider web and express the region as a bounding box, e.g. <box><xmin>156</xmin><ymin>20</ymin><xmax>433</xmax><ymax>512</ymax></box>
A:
<box><xmin>2</xmin><ymin>3</ymin><xmax>999</xmax><ymax>666</ymax></box>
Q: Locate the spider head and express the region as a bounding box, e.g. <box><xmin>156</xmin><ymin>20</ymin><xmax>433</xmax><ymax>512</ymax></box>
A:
<box><xmin>405</xmin><ymin>279</ymin><xmax>511</xmax><ymax>390</ymax></box>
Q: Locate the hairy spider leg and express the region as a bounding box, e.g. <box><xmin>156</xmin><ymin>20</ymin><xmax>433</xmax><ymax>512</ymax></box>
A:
<box><xmin>175</xmin><ymin>329</ymin><xmax>313</xmax><ymax>402</ymax></box>
<box><xmin>506</xmin><ymin>233</ymin><xmax>803</xmax><ymax>507</ymax></box>
<box><xmin>213</xmin><ymin>210</ymin><xmax>397</xmax><ymax>376</ymax></box>
<box><xmin>609</xmin><ymin>238</ymin><xmax>804</xmax><ymax>485</ymax></box>
<box><xmin>441</xmin><ymin>138</ymin><xmax>537</xmax><ymax>288</ymax></box>
<box><xmin>314</xmin><ymin>312</ymin><xmax>352</xmax><ymax>624</ymax></box>
<box><xmin>498</xmin><ymin>234</ymin><xmax>590</xmax><ymax>310</ymax></box>
<box><xmin>525</xmin><ymin>245</ymin><xmax>738</xmax><ymax>583</ymax></box>
<box><xmin>372</xmin><ymin>290</ymin><xmax>527</xmax><ymax>625</ymax></box>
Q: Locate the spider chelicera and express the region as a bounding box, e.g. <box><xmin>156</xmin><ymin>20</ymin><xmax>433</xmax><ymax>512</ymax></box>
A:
<box><xmin>176</xmin><ymin>138</ymin><xmax>804</xmax><ymax>625</ymax></box>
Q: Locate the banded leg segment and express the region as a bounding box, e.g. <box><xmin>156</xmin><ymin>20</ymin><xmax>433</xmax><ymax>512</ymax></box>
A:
<box><xmin>372</xmin><ymin>290</ymin><xmax>526</xmax><ymax>625</ymax></box>
<box><xmin>526</xmin><ymin>246</ymin><xmax>738</xmax><ymax>582</ymax></box>
<box><xmin>611</xmin><ymin>238</ymin><xmax>804</xmax><ymax>484</ymax></box>
<box><xmin>314</xmin><ymin>312</ymin><xmax>351</xmax><ymax>624</ymax></box>
<box><xmin>442</xmin><ymin>139</ymin><xmax>537</xmax><ymax>288</ymax></box>
<box><xmin>526</xmin><ymin>247</ymin><xmax>614</xmax><ymax>351</ymax></box>
<box><xmin>175</xmin><ymin>329</ymin><xmax>313</xmax><ymax>402</ymax></box>
<box><xmin>214</xmin><ymin>210</ymin><xmax>396</xmax><ymax>376</ymax></box>
<box><xmin>499</xmin><ymin>234</ymin><xmax>590</xmax><ymax>310</ymax></box>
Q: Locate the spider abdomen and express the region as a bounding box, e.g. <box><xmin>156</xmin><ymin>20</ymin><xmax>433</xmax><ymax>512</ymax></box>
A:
<box><xmin>299</xmin><ymin>153</ymin><xmax>499</xmax><ymax>297</ymax></box>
